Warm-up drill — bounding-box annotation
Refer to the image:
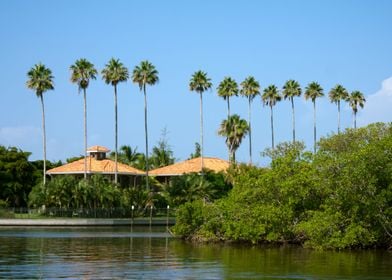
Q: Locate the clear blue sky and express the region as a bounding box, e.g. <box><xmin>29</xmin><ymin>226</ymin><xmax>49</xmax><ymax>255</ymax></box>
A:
<box><xmin>1</xmin><ymin>0</ymin><xmax>391</xmax><ymax>166</ymax></box>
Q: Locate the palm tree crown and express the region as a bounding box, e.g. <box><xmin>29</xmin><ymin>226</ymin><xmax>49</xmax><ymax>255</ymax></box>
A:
<box><xmin>189</xmin><ymin>70</ymin><xmax>212</xmax><ymax>94</ymax></box>
<box><xmin>304</xmin><ymin>81</ymin><xmax>324</xmax><ymax>153</ymax></box>
<box><xmin>304</xmin><ymin>82</ymin><xmax>324</xmax><ymax>102</ymax></box>
<box><xmin>218</xmin><ymin>114</ymin><xmax>249</xmax><ymax>164</ymax></box>
<box><xmin>70</xmin><ymin>58</ymin><xmax>97</xmax><ymax>90</ymax></box>
<box><xmin>349</xmin><ymin>90</ymin><xmax>366</xmax><ymax>129</ymax></box>
<box><xmin>132</xmin><ymin>60</ymin><xmax>159</xmax><ymax>91</ymax></box>
<box><xmin>240</xmin><ymin>76</ymin><xmax>260</xmax><ymax>164</ymax></box>
<box><xmin>189</xmin><ymin>70</ymin><xmax>212</xmax><ymax>172</ymax></box>
<box><xmin>349</xmin><ymin>90</ymin><xmax>365</xmax><ymax>114</ymax></box>
<box><xmin>240</xmin><ymin>76</ymin><xmax>260</xmax><ymax>100</ymax></box>
<box><xmin>262</xmin><ymin>84</ymin><xmax>281</xmax><ymax>107</ymax></box>
<box><xmin>132</xmin><ymin>60</ymin><xmax>159</xmax><ymax>191</ymax></box>
<box><xmin>328</xmin><ymin>84</ymin><xmax>349</xmax><ymax>105</ymax></box>
<box><xmin>217</xmin><ymin>77</ymin><xmax>238</xmax><ymax>117</ymax></box>
<box><xmin>102</xmin><ymin>58</ymin><xmax>129</xmax><ymax>86</ymax></box>
<box><xmin>26</xmin><ymin>63</ymin><xmax>54</xmax><ymax>186</ymax></box>
<box><xmin>282</xmin><ymin>80</ymin><xmax>302</xmax><ymax>100</ymax></box>
<box><xmin>27</xmin><ymin>63</ymin><xmax>54</xmax><ymax>96</ymax></box>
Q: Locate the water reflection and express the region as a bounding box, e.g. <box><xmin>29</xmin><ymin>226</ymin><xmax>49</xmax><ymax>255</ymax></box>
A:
<box><xmin>0</xmin><ymin>227</ymin><xmax>391</xmax><ymax>279</ymax></box>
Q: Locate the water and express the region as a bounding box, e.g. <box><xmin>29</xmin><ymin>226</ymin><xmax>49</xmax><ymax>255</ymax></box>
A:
<box><xmin>0</xmin><ymin>227</ymin><xmax>391</xmax><ymax>279</ymax></box>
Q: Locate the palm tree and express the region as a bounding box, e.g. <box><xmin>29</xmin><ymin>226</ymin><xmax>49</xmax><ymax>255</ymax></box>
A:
<box><xmin>218</xmin><ymin>114</ymin><xmax>249</xmax><ymax>163</ymax></box>
<box><xmin>240</xmin><ymin>76</ymin><xmax>260</xmax><ymax>164</ymax></box>
<box><xmin>101</xmin><ymin>58</ymin><xmax>129</xmax><ymax>184</ymax></box>
<box><xmin>132</xmin><ymin>60</ymin><xmax>159</xmax><ymax>191</ymax></box>
<box><xmin>328</xmin><ymin>84</ymin><xmax>349</xmax><ymax>134</ymax></box>
<box><xmin>70</xmin><ymin>58</ymin><xmax>97</xmax><ymax>180</ymax></box>
<box><xmin>348</xmin><ymin>91</ymin><xmax>366</xmax><ymax>129</ymax></box>
<box><xmin>26</xmin><ymin>63</ymin><xmax>54</xmax><ymax>186</ymax></box>
<box><xmin>304</xmin><ymin>82</ymin><xmax>324</xmax><ymax>153</ymax></box>
<box><xmin>282</xmin><ymin>80</ymin><xmax>302</xmax><ymax>142</ymax></box>
<box><xmin>262</xmin><ymin>85</ymin><xmax>281</xmax><ymax>150</ymax></box>
<box><xmin>217</xmin><ymin>77</ymin><xmax>238</xmax><ymax>118</ymax></box>
<box><xmin>189</xmin><ymin>70</ymin><xmax>212</xmax><ymax>171</ymax></box>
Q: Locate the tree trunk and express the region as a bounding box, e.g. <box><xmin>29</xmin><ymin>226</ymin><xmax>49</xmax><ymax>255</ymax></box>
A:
<box><xmin>313</xmin><ymin>100</ymin><xmax>317</xmax><ymax>154</ymax></box>
<box><xmin>200</xmin><ymin>92</ymin><xmax>204</xmax><ymax>172</ymax></box>
<box><xmin>227</xmin><ymin>97</ymin><xmax>230</xmax><ymax>118</ymax></box>
<box><xmin>83</xmin><ymin>88</ymin><xmax>87</xmax><ymax>180</ymax></box>
<box><xmin>114</xmin><ymin>84</ymin><xmax>118</xmax><ymax>184</ymax></box>
<box><xmin>354</xmin><ymin>111</ymin><xmax>357</xmax><ymax>129</ymax></box>
<box><xmin>248</xmin><ymin>97</ymin><xmax>252</xmax><ymax>165</ymax></box>
<box><xmin>144</xmin><ymin>85</ymin><xmax>149</xmax><ymax>191</ymax></box>
<box><xmin>291</xmin><ymin>97</ymin><xmax>296</xmax><ymax>142</ymax></box>
<box><xmin>270</xmin><ymin>105</ymin><xmax>274</xmax><ymax>149</ymax></box>
<box><xmin>337</xmin><ymin>100</ymin><xmax>341</xmax><ymax>134</ymax></box>
<box><xmin>40</xmin><ymin>95</ymin><xmax>47</xmax><ymax>186</ymax></box>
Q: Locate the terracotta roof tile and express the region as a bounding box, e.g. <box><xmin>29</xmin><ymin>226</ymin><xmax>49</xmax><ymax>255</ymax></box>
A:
<box><xmin>86</xmin><ymin>145</ymin><xmax>111</xmax><ymax>153</ymax></box>
<box><xmin>47</xmin><ymin>157</ymin><xmax>144</xmax><ymax>175</ymax></box>
<box><xmin>149</xmin><ymin>157</ymin><xmax>229</xmax><ymax>176</ymax></box>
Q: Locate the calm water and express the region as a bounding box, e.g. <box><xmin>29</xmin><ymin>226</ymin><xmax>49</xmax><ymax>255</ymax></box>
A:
<box><xmin>0</xmin><ymin>227</ymin><xmax>391</xmax><ymax>279</ymax></box>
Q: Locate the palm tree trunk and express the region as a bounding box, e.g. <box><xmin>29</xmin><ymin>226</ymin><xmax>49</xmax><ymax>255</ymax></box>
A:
<box><xmin>83</xmin><ymin>88</ymin><xmax>87</xmax><ymax>181</ymax></box>
<box><xmin>114</xmin><ymin>84</ymin><xmax>118</xmax><ymax>184</ymax></box>
<box><xmin>144</xmin><ymin>85</ymin><xmax>150</xmax><ymax>191</ymax></box>
<box><xmin>40</xmin><ymin>95</ymin><xmax>47</xmax><ymax>186</ymax></box>
<box><xmin>313</xmin><ymin>100</ymin><xmax>316</xmax><ymax>154</ymax></box>
<box><xmin>337</xmin><ymin>101</ymin><xmax>341</xmax><ymax>134</ymax></box>
<box><xmin>291</xmin><ymin>97</ymin><xmax>296</xmax><ymax>142</ymax></box>
<box><xmin>248</xmin><ymin>97</ymin><xmax>252</xmax><ymax>165</ymax></box>
<box><xmin>227</xmin><ymin>97</ymin><xmax>230</xmax><ymax>118</ymax></box>
<box><xmin>200</xmin><ymin>92</ymin><xmax>204</xmax><ymax>172</ymax></box>
<box><xmin>270</xmin><ymin>105</ymin><xmax>274</xmax><ymax>149</ymax></box>
<box><xmin>354</xmin><ymin>111</ymin><xmax>357</xmax><ymax>129</ymax></box>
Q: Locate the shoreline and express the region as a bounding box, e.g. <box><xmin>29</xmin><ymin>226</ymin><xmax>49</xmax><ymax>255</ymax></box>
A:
<box><xmin>0</xmin><ymin>218</ymin><xmax>175</xmax><ymax>227</ymax></box>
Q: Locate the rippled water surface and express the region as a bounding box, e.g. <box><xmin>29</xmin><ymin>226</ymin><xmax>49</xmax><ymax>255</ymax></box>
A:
<box><xmin>0</xmin><ymin>227</ymin><xmax>391</xmax><ymax>279</ymax></box>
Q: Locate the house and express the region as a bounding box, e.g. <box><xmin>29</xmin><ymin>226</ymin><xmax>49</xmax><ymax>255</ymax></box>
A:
<box><xmin>46</xmin><ymin>145</ymin><xmax>145</xmax><ymax>186</ymax></box>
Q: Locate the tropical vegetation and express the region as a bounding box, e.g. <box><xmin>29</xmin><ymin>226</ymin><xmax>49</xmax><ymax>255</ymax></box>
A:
<box><xmin>70</xmin><ymin>58</ymin><xmax>98</xmax><ymax>180</ymax></box>
<box><xmin>189</xmin><ymin>71</ymin><xmax>212</xmax><ymax>170</ymax></box>
<box><xmin>132</xmin><ymin>60</ymin><xmax>159</xmax><ymax>191</ymax></box>
<box><xmin>26</xmin><ymin>63</ymin><xmax>54</xmax><ymax>185</ymax></box>
<box><xmin>240</xmin><ymin>76</ymin><xmax>260</xmax><ymax>164</ymax></box>
<box><xmin>173</xmin><ymin>123</ymin><xmax>392</xmax><ymax>250</ymax></box>
<box><xmin>102</xmin><ymin>58</ymin><xmax>129</xmax><ymax>184</ymax></box>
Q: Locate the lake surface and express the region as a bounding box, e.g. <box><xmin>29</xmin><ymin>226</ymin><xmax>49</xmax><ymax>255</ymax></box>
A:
<box><xmin>0</xmin><ymin>227</ymin><xmax>391</xmax><ymax>279</ymax></box>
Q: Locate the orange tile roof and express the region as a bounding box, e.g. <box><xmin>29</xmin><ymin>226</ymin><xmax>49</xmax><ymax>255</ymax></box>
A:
<box><xmin>47</xmin><ymin>156</ymin><xmax>145</xmax><ymax>175</ymax></box>
<box><xmin>149</xmin><ymin>157</ymin><xmax>229</xmax><ymax>176</ymax></box>
<box><xmin>87</xmin><ymin>145</ymin><xmax>110</xmax><ymax>153</ymax></box>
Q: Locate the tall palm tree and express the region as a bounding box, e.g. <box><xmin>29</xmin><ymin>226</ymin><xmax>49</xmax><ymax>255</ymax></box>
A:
<box><xmin>189</xmin><ymin>70</ymin><xmax>212</xmax><ymax>171</ymax></box>
<box><xmin>70</xmin><ymin>58</ymin><xmax>98</xmax><ymax>180</ymax></box>
<box><xmin>217</xmin><ymin>77</ymin><xmax>238</xmax><ymax>118</ymax></box>
<box><xmin>328</xmin><ymin>84</ymin><xmax>349</xmax><ymax>134</ymax></box>
<box><xmin>132</xmin><ymin>60</ymin><xmax>159</xmax><ymax>191</ymax></box>
<box><xmin>304</xmin><ymin>82</ymin><xmax>324</xmax><ymax>153</ymax></box>
<box><xmin>262</xmin><ymin>85</ymin><xmax>281</xmax><ymax>150</ymax></box>
<box><xmin>101</xmin><ymin>58</ymin><xmax>129</xmax><ymax>184</ymax></box>
<box><xmin>348</xmin><ymin>91</ymin><xmax>366</xmax><ymax>129</ymax></box>
<box><xmin>240</xmin><ymin>76</ymin><xmax>260</xmax><ymax>164</ymax></box>
<box><xmin>26</xmin><ymin>63</ymin><xmax>54</xmax><ymax>186</ymax></box>
<box><xmin>282</xmin><ymin>80</ymin><xmax>302</xmax><ymax>142</ymax></box>
<box><xmin>218</xmin><ymin>114</ymin><xmax>249</xmax><ymax>164</ymax></box>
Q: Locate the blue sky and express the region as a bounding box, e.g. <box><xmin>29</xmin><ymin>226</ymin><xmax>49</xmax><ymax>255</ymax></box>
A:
<box><xmin>1</xmin><ymin>0</ymin><xmax>391</xmax><ymax>166</ymax></box>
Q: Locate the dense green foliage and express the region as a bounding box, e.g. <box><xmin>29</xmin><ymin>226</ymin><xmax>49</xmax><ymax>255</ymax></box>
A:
<box><xmin>173</xmin><ymin>123</ymin><xmax>392</xmax><ymax>249</ymax></box>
